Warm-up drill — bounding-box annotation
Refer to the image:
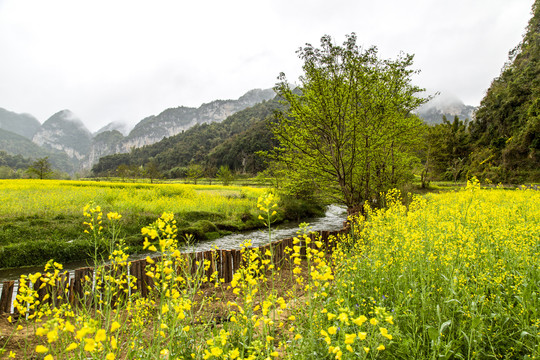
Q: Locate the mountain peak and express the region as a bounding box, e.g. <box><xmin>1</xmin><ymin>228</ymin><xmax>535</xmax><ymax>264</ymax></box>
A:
<box><xmin>44</xmin><ymin>110</ymin><xmax>89</xmax><ymax>130</ymax></box>
<box><xmin>95</xmin><ymin>121</ymin><xmax>131</xmax><ymax>136</ymax></box>
<box><xmin>33</xmin><ymin>110</ymin><xmax>92</xmax><ymax>161</ymax></box>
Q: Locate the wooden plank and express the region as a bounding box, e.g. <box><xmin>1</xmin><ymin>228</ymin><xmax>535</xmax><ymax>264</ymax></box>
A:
<box><xmin>232</xmin><ymin>250</ymin><xmax>241</xmax><ymax>274</ymax></box>
<box><xmin>54</xmin><ymin>272</ymin><xmax>69</xmax><ymax>308</ymax></box>
<box><xmin>68</xmin><ymin>278</ymin><xmax>75</xmax><ymax>305</ymax></box>
<box><xmin>223</xmin><ymin>250</ymin><xmax>232</xmax><ymax>283</ymax></box>
<box><xmin>141</xmin><ymin>259</ymin><xmax>152</xmax><ymax>298</ymax></box>
<box><xmin>217</xmin><ymin>250</ymin><xmax>224</xmax><ymax>281</ymax></box>
<box><xmin>129</xmin><ymin>261</ymin><xmax>138</xmax><ymax>297</ymax></box>
<box><xmin>203</xmin><ymin>251</ymin><xmax>213</xmax><ymax>282</ymax></box>
<box><xmin>0</xmin><ymin>281</ymin><xmax>15</xmax><ymax>314</ymax></box>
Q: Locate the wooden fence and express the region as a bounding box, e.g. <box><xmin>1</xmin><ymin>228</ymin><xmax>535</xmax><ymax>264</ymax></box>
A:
<box><xmin>0</xmin><ymin>227</ymin><xmax>350</xmax><ymax>315</ymax></box>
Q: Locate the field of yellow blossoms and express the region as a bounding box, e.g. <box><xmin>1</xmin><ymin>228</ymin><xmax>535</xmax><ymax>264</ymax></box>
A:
<box><xmin>0</xmin><ymin>179</ymin><xmax>538</xmax><ymax>359</ymax></box>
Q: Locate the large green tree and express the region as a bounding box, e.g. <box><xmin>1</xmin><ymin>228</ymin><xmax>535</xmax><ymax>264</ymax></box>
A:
<box><xmin>272</xmin><ymin>34</ymin><xmax>428</xmax><ymax>210</ymax></box>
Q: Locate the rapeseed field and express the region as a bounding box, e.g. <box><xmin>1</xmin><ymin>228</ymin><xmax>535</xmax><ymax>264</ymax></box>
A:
<box><xmin>0</xmin><ymin>181</ymin><xmax>538</xmax><ymax>359</ymax></box>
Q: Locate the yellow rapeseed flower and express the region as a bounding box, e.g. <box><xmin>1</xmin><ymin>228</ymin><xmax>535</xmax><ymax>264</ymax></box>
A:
<box><xmin>111</xmin><ymin>321</ymin><xmax>121</xmax><ymax>332</ymax></box>
<box><xmin>35</xmin><ymin>345</ymin><xmax>48</xmax><ymax>353</ymax></box>
<box><xmin>95</xmin><ymin>329</ymin><xmax>107</xmax><ymax>342</ymax></box>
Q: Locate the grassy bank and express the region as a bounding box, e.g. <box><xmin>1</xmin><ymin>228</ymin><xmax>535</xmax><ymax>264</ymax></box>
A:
<box><xmin>0</xmin><ymin>180</ymin><xmax>324</xmax><ymax>268</ymax></box>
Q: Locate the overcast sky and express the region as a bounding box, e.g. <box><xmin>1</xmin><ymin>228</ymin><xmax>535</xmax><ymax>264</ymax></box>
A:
<box><xmin>0</xmin><ymin>0</ymin><xmax>534</xmax><ymax>132</ymax></box>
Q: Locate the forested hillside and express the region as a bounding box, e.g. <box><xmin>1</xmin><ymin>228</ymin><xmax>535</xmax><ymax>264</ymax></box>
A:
<box><xmin>469</xmin><ymin>0</ymin><xmax>539</xmax><ymax>181</ymax></box>
<box><xmin>91</xmin><ymin>98</ymin><xmax>282</xmax><ymax>177</ymax></box>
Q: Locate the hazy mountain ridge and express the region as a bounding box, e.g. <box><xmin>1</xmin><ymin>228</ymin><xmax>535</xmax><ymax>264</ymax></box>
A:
<box><xmin>0</xmin><ymin>89</ymin><xmax>276</xmax><ymax>173</ymax></box>
<box><xmin>95</xmin><ymin>121</ymin><xmax>131</xmax><ymax>136</ymax></box>
<box><xmin>82</xmin><ymin>88</ymin><xmax>276</xmax><ymax>168</ymax></box>
<box><xmin>91</xmin><ymin>97</ymin><xmax>283</xmax><ymax>176</ymax></box>
<box><xmin>2</xmin><ymin>88</ymin><xmax>479</xmax><ymax>175</ymax></box>
<box><xmin>0</xmin><ymin>108</ymin><xmax>42</xmax><ymax>139</ymax></box>
<box><xmin>416</xmin><ymin>94</ymin><xmax>476</xmax><ymax>125</ymax></box>
<box><xmin>0</xmin><ymin>128</ymin><xmax>74</xmax><ymax>172</ymax></box>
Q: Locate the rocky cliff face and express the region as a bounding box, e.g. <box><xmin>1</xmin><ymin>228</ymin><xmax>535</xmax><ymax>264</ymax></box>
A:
<box><xmin>80</xmin><ymin>130</ymin><xmax>125</xmax><ymax>169</ymax></box>
<box><xmin>121</xmin><ymin>88</ymin><xmax>275</xmax><ymax>149</ymax></box>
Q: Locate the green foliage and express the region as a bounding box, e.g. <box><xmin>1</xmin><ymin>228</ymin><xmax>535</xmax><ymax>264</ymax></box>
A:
<box><xmin>0</xmin><ymin>150</ymin><xmax>32</xmax><ymax>169</ymax></box>
<box><xmin>0</xmin><ymin>239</ymin><xmax>96</xmax><ymax>269</ymax></box>
<box><xmin>470</xmin><ymin>0</ymin><xmax>540</xmax><ymax>181</ymax></box>
<box><xmin>272</xmin><ymin>33</ymin><xmax>428</xmax><ymax>209</ymax></box>
<box><xmin>143</xmin><ymin>160</ymin><xmax>162</xmax><ymax>183</ymax></box>
<box><xmin>277</xmin><ymin>194</ymin><xmax>326</xmax><ymax>222</ymax></box>
<box><xmin>207</xmin><ymin>117</ymin><xmax>279</xmax><ymax>174</ymax></box>
<box><xmin>164</xmin><ymin>166</ymin><xmax>188</xmax><ymax>179</ymax></box>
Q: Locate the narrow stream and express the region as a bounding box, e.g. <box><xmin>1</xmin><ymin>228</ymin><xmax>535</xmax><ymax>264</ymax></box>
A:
<box><xmin>0</xmin><ymin>205</ymin><xmax>347</xmax><ymax>284</ymax></box>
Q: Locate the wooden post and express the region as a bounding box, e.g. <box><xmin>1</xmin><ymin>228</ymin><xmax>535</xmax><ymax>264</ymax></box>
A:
<box><xmin>203</xmin><ymin>251</ymin><xmax>214</xmax><ymax>283</ymax></box>
<box><xmin>0</xmin><ymin>281</ymin><xmax>15</xmax><ymax>314</ymax></box>
<box><xmin>217</xmin><ymin>250</ymin><xmax>225</xmax><ymax>281</ymax></box>
<box><xmin>53</xmin><ymin>272</ymin><xmax>70</xmax><ymax>308</ymax></box>
<box><xmin>223</xmin><ymin>250</ymin><xmax>232</xmax><ymax>283</ymax></box>
<box><xmin>232</xmin><ymin>250</ymin><xmax>241</xmax><ymax>274</ymax></box>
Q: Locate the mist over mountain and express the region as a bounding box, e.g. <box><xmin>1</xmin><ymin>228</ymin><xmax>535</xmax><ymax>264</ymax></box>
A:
<box><xmin>95</xmin><ymin>121</ymin><xmax>131</xmax><ymax>136</ymax></box>
<box><xmin>416</xmin><ymin>93</ymin><xmax>476</xmax><ymax>125</ymax></box>
<box><xmin>33</xmin><ymin>110</ymin><xmax>93</xmax><ymax>160</ymax></box>
<box><xmin>0</xmin><ymin>108</ymin><xmax>41</xmax><ymax>139</ymax></box>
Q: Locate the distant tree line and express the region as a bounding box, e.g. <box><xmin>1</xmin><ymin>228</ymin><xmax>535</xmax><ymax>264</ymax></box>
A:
<box><xmin>0</xmin><ymin>153</ymin><xmax>71</xmax><ymax>179</ymax></box>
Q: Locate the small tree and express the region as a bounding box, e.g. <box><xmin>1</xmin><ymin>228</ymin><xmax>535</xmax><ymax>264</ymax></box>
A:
<box><xmin>144</xmin><ymin>160</ymin><xmax>162</xmax><ymax>184</ymax></box>
<box><xmin>117</xmin><ymin>164</ymin><xmax>130</xmax><ymax>182</ymax></box>
<box><xmin>27</xmin><ymin>157</ymin><xmax>53</xmax><ymax>179</ymax></box>
<box><xmin>187</xmin><ymin>164</ymin><xmax>204</xmax><ymax>184</ymax></box>
<box><xmin>216</xmin><ymin>165</ymin><xmax>234</xmax><ymax>186</ymax></box>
